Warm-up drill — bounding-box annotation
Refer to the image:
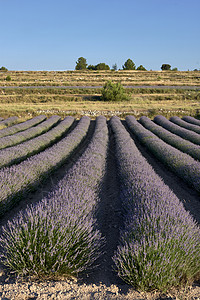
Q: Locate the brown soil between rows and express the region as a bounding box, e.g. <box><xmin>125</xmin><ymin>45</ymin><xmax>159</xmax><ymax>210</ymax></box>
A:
<box><xmin>0</xmin><ymin>119</ymin><xmax>200</xmax><ymax>299</ymax></box>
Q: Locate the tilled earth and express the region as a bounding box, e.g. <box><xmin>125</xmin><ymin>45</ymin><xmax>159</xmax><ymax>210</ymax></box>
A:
<box><xmin>0</xmin><ymin>120</ymin><xmax>200</xmax><ymax>299</ymax></box>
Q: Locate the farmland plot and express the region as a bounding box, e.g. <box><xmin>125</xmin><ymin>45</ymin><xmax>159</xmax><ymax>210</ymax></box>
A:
<box><xmin>0</xmin><ymin>115</ymin><xmax>199</xmax><ymax>296</ymax></box>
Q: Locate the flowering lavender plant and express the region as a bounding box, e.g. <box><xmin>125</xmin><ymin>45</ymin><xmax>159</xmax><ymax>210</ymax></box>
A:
<box><xmin>154</xmin><ymin>115</ymin><xmax>200</xmax><ymax>145</ymax></box>
<box><xmin>0</xmin><ymin>115</ymin><xmax>46</xmax><ymax>138</ymax></box>
<box><xmin>126</xmin><ymin>115</ymin><xmax>200</xmax><ymax>193</ymax></box>
<box><xmin>0</xmin><ymin>116</ymin><xmax>108</xmax><ymax>278</ymax></box>
<box><xmin>0</xmin><ymin>115</ymin><xmax>61</xmax><ymax>150</ymax></box>
<box><xmin>0</xmin><ymin>116</ymin><xmax>74</xmax><ymax>168</ymax></box>
<box><xmin>170</xmin><ymin>116</ymin><xmax>200</xmax><ymax>134</ymax></box>
<box><xmin>0</xmin><ymin>116</ymin><xmax>18</xmax><ymax>127</ymax></box>
<box><xmin>111</xmin><ymin>116</ymin><xmax>200</xmax><ymax>291</ymax></box>
<box><xmin>182</xmin><ymin>116</ymin><xmax>200</xmax><ymax>126</ymax></box>
<box><xmin>139</xmin><ymin>116</ymin><xmax>200</xmax><ymax>161</ymax></box>
<box><xmin>0</xmin><ymin>116</ymin><xmax>90</xmax><ymax>217</ymax></box>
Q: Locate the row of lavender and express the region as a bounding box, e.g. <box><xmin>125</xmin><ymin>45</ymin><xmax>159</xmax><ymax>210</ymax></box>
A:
<box><xmin>139</xmin><ymin>116</ymin><xmax>200</xmax><ymax>161</ymax></box>
<box><xmin>0</xmin><ymin>116</ymin><xmax>74</xmax><ymax>168</ymax></box>
<box><xmin>154</xmin><ymin>115</ymin><xmax>200</xmax><ymax>145</ymax></box>
<box><xmin>126</xmin><ymin>115</ymin><xmax>200</xmax><ymax>193</ymax></box>
<box><xmin>0</xmin><ymin>116</ymin><xmax>108</xmax><ymax>278</ymax></box>
<box><xmin>0</xmin><ymin>116</ymin><xmax>18</xmax><ymax>127</ymax></box>
<box><xmin>110</xmin><ymin>116</ymin><xmax>200</xmax><ymax>291</ymax></box>
<box><xmin>0</xmin><ymin>115</ymin><xmax>61</xmax><ymax>150</ymax></box>
<box><xmin>0</xmin><ymin>115</ymin><xmax>46</xmax><ymax>138</ymax></box>
<box><xmin>0</xmin><ymin>116</ymin><xmax>90</xmax><ymax>217</ymax></box>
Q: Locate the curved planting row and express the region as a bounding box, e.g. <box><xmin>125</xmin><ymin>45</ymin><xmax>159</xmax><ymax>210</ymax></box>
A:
<box><xmin>139</xmin><ymin>116</ymin><xmax>200</xmax><ymax>161</ymax></box>
<box><xmin>126</xmin><ymin>115</ymin><xmax>200</xmax><ymax>193</ymax></box>
<box><xmin>170</xmin><ymin>116</ymin><xmax>200</xmax><ymax>134</ymax></box>
<box><xmin>110</xmin><ymin>116</ymin><xmax>200</xmax><ymax>291</ymax></box>
<box><xmin>0</xmin><ymin>116</ymin><xmax>18</xmax><ymax>127</ymax></box>
<box><xmin>154</xmin><ymin>115</ymin><xmax>200</xmax><ymax>145</ymax></box>
<box><xmin>0</xmin><ymin>116</ymin><xmax>108</xmax><ymax>278</ymax></box>
<box><xmin>0</xmin><ymin>116</ymin><xmax>74</xmax><ymax>168</ymax></box>
<box><xmin>0</xmin><ymin>115</ymin><xmax>46</xmax><ymax>138</ymax></box>
<box><xmin>0</xmin><ymin>115</ymin><xmax>61</xmax><ymax>150</ymax></box>
<box><xmin>182</xmin><ymin>115</ymin><xmax>200</xmax><ymax>126</ymax></box>
<box><xmin>0</xmin><ymin>116</ymin><xmax>90</xmax><ymax>217</ymax></box>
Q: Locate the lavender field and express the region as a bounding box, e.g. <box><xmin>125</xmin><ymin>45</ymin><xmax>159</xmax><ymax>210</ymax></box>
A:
<box><xmin>0</xmin><ymin>114</ymin><xmax>199</xmax><ymax>293</ymax></box>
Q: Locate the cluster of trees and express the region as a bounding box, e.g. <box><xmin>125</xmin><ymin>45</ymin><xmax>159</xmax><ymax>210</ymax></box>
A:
<box><xmin>0</xmin><ymin>66</ymin><xmax>8</xmax><ymax>71</ymax></box>
<box><xmin>161</xmin><ymin>64</ymin><xmax>178</xmax><ymax>71</ymax></box>
<box><xmin>75</xmin><ymin>57</ymin><xmax>147</xmax><ymax>71</ymax></box>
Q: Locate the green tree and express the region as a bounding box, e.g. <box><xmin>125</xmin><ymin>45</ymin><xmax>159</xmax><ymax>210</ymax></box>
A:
<box><xmin>87</xmin><ymin>64</ymin><xmax>96</xmax><ymax>70</ymax></box>
<box><xmin>95</xmin><ymin>63</ymin><xmax>110</xmax><ymax>70</ymax></box>
<box><xmin>101</xmin><ymin>80</ymin><xmax>131</xmax><ymax>102</ymax></box>
<box><xmin>137</xmin><ymin>65</ymin><xmax>146</xmax><ymax>71</ymax></box>
<box><xmin>0</xmin><ymin>66</ymin><xmax>8</xmax><ymax>71</ymax></box>
<box><xmin>161</xmin><ymin>64</ymin><xmax>171</xmax><ymax>71</ymax></box>
<box><xmin>112</xmin><ymin>63</ymin><xmax>118</xmax><ymax>71</ymax></box>
<box><xmin>122</xmin><ymin>59</ymin><xmax>136</xmax><ymax>70</ymax></box>
<box><xmin>75</xmin><ymin>57</ymin><xmax>87</xmax><ymax>70</ymax></box>
<box><xmin>172</xmin><ymin>67</ymin><xmax>178</xmax><ymax>71</ymax></box>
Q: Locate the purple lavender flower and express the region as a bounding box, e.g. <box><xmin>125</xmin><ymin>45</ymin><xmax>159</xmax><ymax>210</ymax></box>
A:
<box><xmin>0</xmin><ymin>115</ymin><xmax>61</xmax><ymax>150</ymax></box>
<box><xmin>0</xmin><ymin>115</ymin><xmax>46</xmax><ymax>138</ymax></box>
<box><xmin>0</xmin><ymin>116</ymin><xmax>108</xmax><ymax>278</ymax></box>
<box><xmin>0</xmin><ymin>116</ymin><xmax>90</xmax><ymax>217</ymax></box>
<box><xmin>111</xmin><ymin>116</ymin><xmax>200</xmax><ymax>291</ymax></box>
<box><xmin>126</xmin><ymin>115</ymin><xmax>200</xmax><ymax>192</ymax></box>
<box><xmin>0</xmin><ymin>116</ymin><xmax>74</xmax><ymax>168</ymax></box>
<box><xmin>139</xmin><ymin>116</ymin><xmax>200</xmax><ymax>161</ymax></box>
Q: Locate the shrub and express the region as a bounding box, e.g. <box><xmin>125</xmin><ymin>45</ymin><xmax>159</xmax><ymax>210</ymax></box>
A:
<box><xmin>161</xmin><ymin>64</ymin><xmax>171</xmax><ymax>71</ymax></box>
<box><xmin>0</xmin><ymin>66</ymin><xmax>8</xmax><ymax>71</ymax></box>
<box><xmin>101</xmin><ymin>80</ymin><xmax>131</xmax><ymax>102</ymax></box>
<box><xmin>5</xmin><ymin>75</ymin><xmax>11</xmax><ymax>81</ymax></box>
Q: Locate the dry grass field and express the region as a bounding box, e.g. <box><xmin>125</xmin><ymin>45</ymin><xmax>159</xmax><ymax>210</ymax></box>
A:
<box><xmin>0</xmin><ymin>70</ymin><xmax>200</xmax><ymax>120</ymax></box>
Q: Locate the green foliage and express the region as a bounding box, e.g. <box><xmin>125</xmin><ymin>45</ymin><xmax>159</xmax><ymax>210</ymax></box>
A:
<box><xmin>75</xmin><ymin>57</ymin><xmax>87</xmax><ymax>70</ymax></box>
<box><xmin>122</xmin><ymin>59</ymin><xmax>136</xmax><ymax>70</ymax></box>
<box><xmin>161</xmin><ymin>64</ymin><xmax>171</xmax><ymax>71</ymax></box>
<box><xmin>112</xmin><ymin>63</ymin><xmax>118</xmax><ymax>71</ymax></box>
<box><xmin>5</xmin><ymin>75</ymin><xmax>11</xmax><ymax>81</ymax></box>
<box><xmin>87</xmin><ymin>63</ymin><xmax>110</xmax><ymax>70</ymax></box>
<box><xmin>95</xmin><ymin>63</ymin><xmax>110</xmax><ymax>70</ymax></box>
<box><xmin>101</xmin><ymin>80</ymin><xmax>131</xmax><ymax>101</ymax></box>
<box><xmin>172</xmin><ymin>67</ymin><xmax>178</xmax><ymax>71</ymax></box>
<box><xmin>137</xmin><ymin>65</ymin><xmax>147</xmax><ymax>71</ymax></box>
<box><xmin>87</xmin><ymin>64</ymin><xmax>96</xmax><ymax>70</ymax></box>
<box><xmin>0</xmin><ymin>66</ymin><xmax>8</xmax><ymax>71</ymax></box>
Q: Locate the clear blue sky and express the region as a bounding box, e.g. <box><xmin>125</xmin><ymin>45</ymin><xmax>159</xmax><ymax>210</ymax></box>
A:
<box><xmin>1</xmin><ymin>0</ymin><xmax>199</xmax><ymax>71</ymax></box>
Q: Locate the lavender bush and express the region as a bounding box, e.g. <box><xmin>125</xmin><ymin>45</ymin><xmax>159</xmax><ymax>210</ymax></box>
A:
<box><xmin>182</xmin><ymin>116</ymin><xmax>200</xmax><ymax>126</ymax></box>
<box><xmin>126</xmin><ymin>115</ymin><xmax>200</xmax><ymax>193</ymax></box>
<box><xmin>0</xmin><ymin>116</ymin><xmax>108</xmax><ymax>278</ymax></box>
<box><xmin>0</xmin><ymin>115</ymin><xmax>46</xmax><ymax>138</ymax></box>
<box><xmin>170</xmin><ymin>116</ymin><xmax>200</xmax><ymax>134</ymax></box>
<box><xmin>111</xmin><ymin>116</ymin><xmax>200</xmax><ymax>291</ymax></box>
<box><xmin>0</xmin><ymin>116</ymin><xmax>18</xmax><ymax>128</ymax></box>
<box><xmin>0</xmin><ymin>115</ymin><xmax>61</xmax><ymax>150</ymax></box>
<box><xmin>139</xmin><ymin>116</ymin><xmax>200</xmax><ymax>161</ymax></box>
<box><xmin>0</xmin><ymin>116</ymin><xmax>74</xmax><ymax>168</ymax></box>
<box><xmin>0</xmin><ymin>116</ymin><xmax>90</xmax><ymax>217</ymax></box>
<box><xmin>154</xmin><ymin>115</ymin><xmax>200</xmax><ymax>145</ymax></box>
